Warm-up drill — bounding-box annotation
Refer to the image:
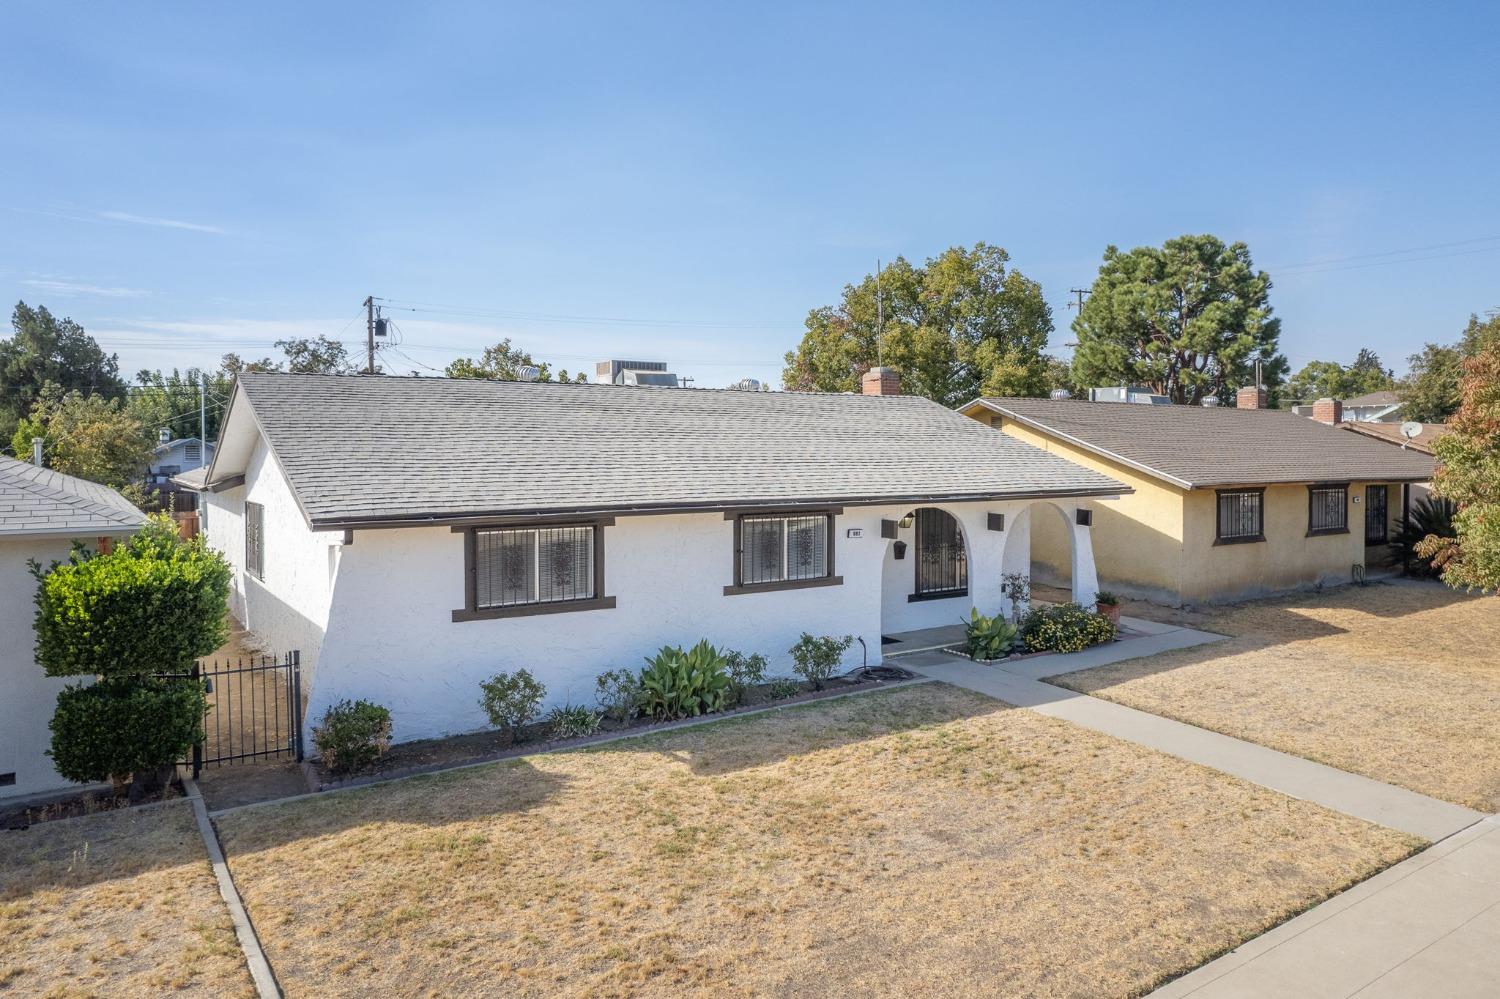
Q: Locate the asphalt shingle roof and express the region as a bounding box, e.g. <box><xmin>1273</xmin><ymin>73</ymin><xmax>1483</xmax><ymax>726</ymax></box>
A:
<box><xmin>0</xmin><ymin>455</ymin><xmax>147</xmax><ymax>537</ymax></box>
<box><xmin>968</xmin><ymin>397</ymin><xmax>1436</xmax><ymax>489</ymax></box>
<box><xmin>230</xmin><ymin>373</ymin><xmax>1128</xmax><ymax>527</ymax></box>
<box><xmin>1344</xmin><ymin>390</ymin><xmax>1402</xmax><ymax>408</ymax></box>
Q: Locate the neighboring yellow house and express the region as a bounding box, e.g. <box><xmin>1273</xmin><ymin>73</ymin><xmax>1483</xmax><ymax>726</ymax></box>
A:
<box><xmin>959</xmin><ymin>394</ymin><xmax>1437</xmax><ymax>606</ymax></box>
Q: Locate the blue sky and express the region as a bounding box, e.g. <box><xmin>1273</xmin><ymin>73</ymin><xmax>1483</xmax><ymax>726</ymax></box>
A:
<box><xmin>2</xmin><ymin>2</ymin><xmax>1496</xmax><ymax>391</ymax></box>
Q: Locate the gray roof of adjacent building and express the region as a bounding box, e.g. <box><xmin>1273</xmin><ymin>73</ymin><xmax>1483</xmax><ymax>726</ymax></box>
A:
<box><xmin>965</xmin><ymin>396</ymin><xmax>1436</xmax><ymax>489</ymax></box>
<box><xmin>0</xmin><ymin>455</ymin><xmax>147</xmax><ymax>538</ymax></box>
<box><xmin>216</xmin><ymin>373</ymin><xmax>1130</xmax><ymax>528</ymax></box>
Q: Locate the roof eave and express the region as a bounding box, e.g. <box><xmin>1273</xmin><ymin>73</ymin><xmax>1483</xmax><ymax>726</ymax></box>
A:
<box><xmin>308</xmin><ymin>485</ymin><xmax>1134</xmax><ymax>531</ymax></box>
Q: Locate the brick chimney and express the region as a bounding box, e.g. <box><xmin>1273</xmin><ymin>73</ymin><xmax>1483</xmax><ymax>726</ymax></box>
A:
<box><xmin>1236</xmin><ymin>385</ymin><xmax>1267</xmax><ymax>409</ymax></box>
<box><xmin>1311</xmin><ymin>397</ymin><xmax>1344</xmax><ymax>425</ymax></box>
<box><xmin>861</xmin><ymin>366</ymin><xmax>900</xmax><ymax>396</ymax></box>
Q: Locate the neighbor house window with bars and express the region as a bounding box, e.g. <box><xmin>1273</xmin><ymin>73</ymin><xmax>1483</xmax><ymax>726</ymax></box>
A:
<box><xmin>453</xmin><ymin>520</ymin><xmax>614</xmax><ymax>621</ymax></box>
<box><xmin>1214</xmin><ymin>489</ymin><xmax>1264</xmax><ymax>544</ymax></box>
<box><xmin>245</xmin><ymin>501</ymin><xmax>265</xmax><ymax>579</ymax></box>
<box><xmin>727</xmin><ymin>511</ymin><xmax>840</xmax><ymax>594</ymax></box>
<box><xmin>1307</xmin><ymin>484</ymin><xmax>1349</xmax><ymax>535</ymax></box>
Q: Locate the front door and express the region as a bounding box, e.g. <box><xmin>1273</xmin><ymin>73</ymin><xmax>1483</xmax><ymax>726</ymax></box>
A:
<box><xmin>1365</xmin><ymin>485</ymin><xmax>1389</xmax><ymax>544</ymax></box>
<box><xmin>914</xmin><ymin>507</ymin><xmax>967</xmax><ymax>599</ymax></box>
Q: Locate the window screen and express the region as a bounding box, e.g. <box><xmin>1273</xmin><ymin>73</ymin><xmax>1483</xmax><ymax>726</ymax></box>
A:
<box><xmin>245</xmin><ymin>501</ymin><xmax>264</xmax><ymax>579</ymax></box>
<box><xmin>739</xmin><ymin>513</ymin><xmax>830</xmax><ymax>585</ymax></box>
<box><xmin>475</xmin><ymin>525</ymin><xmax>595</xmax><ymax>609</ymax></box>
<box><xmin>1308</xmin><ymin>485</ymin><xmax>1349</xmax><ymax>534</ymax></box>
<box><xmin>1216</xmin><ymin>490</ymin><xmax>1263</xmax><ymax>543</ymax></box>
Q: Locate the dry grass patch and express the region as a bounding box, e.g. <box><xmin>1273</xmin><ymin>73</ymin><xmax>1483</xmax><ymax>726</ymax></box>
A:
<box><xmin>218</xmin><ymin>684</ymin><xmax>1416</xmax><ymax>998</ymax></box>
<box><xmin>1052</xmin><ymin>582</ymin><xmax>1500</xmax><ymax>811</ymax></box>
<box><xmin>0</xmin><ymin>800</ymin><xmax>254</xmax><ymax>997</ymax></box>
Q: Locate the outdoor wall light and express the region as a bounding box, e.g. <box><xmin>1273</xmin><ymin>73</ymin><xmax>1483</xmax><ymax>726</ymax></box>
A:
<box><xmin>898</xmin><ymin>514</ymin><xmax>915</xmax><ymax>528</ymax></box>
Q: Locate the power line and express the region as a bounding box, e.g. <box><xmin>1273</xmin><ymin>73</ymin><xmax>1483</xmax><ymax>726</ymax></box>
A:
<box><xmin>375</xmin><ymin>296</ymin><xmax>789</xmax><ymax>330</ymax></box>
<box><xmin>1269</xmin><ymin>233</ymin><xmax>1500</xmax><ymax>273</ymax></box>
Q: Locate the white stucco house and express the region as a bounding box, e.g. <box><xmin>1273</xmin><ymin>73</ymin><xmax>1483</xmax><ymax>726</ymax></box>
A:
<box><xmin>179</xmin><ymin>369</ymin><xmax>1127</xmax><ymax>749</ymax></box>
<box><xmin>0</xmin><ymin>455</ymin><xmax>146</xmax><ymax>802</ymax></box>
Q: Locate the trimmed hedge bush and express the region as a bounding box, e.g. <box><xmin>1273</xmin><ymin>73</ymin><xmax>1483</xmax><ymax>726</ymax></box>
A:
<box><xmin>479</xmin><ymin>669</ymin><xmax>546</xmax><ymax>740</ymax></box>
<box><xmin>1019</xmin><ymin>602</ymin><xmax>1117</xmax><ymax>653</ymax></box>
<box><xmin>33</xmin><ymin>515</ymin><xmax>230</xmax><ymax>678</ymax></box>
<box><xmin>788</xmin><ymin>633</ymin><xmax>853</xmax><ymax>690</ymax></box>
<box><xmin>48</xmin><ymin>677</ymin><xmax>205</xmax><ymax>784</ymax></box>
<box><xmin>313</xmin><ymin>699</ymin><xmax>393</xmax><ymax>775</ymax></box>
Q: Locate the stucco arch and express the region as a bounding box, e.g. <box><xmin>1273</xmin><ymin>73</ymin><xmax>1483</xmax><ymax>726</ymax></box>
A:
<box><xmin>879</xmin><ymin>505</ymin><xmax>975</xmax><ymax>634</ymax></box>
<box><xmin>1000</xmin><ymin>501</ymin><xmax>1101</xmax><ymax>615</ymax></box>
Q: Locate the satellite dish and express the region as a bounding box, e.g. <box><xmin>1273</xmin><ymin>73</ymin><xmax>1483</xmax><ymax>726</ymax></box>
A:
<box><xmin>1400</xmin><ymin>421</ymin><xmax>1423</xmax><ymax>440</ymax></box>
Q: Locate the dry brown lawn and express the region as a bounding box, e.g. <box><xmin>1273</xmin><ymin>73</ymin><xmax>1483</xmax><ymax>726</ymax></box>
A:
<box><xmin>217</xmin><ymin>684</ymin><xmax>1417</xmax><ymax>999</ymax></box>
<box><xmin>1051</xmin><ymin>582</ymin><xmax>1500</xmax><ymax>811</ymax></box>
<box><xmin>0</xmin><ymin>801</ymin><xmax>254</xmax><ymax>997</ymax></box>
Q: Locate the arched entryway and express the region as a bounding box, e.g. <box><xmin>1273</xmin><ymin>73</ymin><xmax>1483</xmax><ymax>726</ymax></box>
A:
<box><xmin>880</xmin><ymin>506</ymin><xmax>971</xmax><ymax>636</ymax></box>
<box><xmin>1000</xmin><ymin>502</ymin><xmax>1101</xmax><ymax>612</ymax></box>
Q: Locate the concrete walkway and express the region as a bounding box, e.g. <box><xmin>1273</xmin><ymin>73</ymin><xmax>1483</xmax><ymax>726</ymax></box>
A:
<box><xmin>899</xmin><ymin>633</ymin><xmax>1483</xmax><ymax>842</ymax></box>
<box><xmin>1153</xmin><ymin>816</ymin><xmax>1500</xmax><ymax>998</ymax></box>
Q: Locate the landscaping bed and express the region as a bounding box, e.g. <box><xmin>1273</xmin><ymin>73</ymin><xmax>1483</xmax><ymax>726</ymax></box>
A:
<box><xmin>218</xmin><ymin>682</ymin><xmax>1418</xmax><ymax>998</ymax></box>
<box><xmin>0</xmin><ymin>778</ymin><xmax>186</xmax><ymax>831</ymax></box>
<box><xmin>305</xmin><ymin>671</ymin><xmax>915</xmax><ymax>790</ymax></box>
<box><xmin>1048</xmin><ymin>581</ymin><xmax>1500</xmax><ymax>811</ymax></box>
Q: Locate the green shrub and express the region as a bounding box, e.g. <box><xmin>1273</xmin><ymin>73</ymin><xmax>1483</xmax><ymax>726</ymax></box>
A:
<box><xmin>48</xmin><ymin>677</ymin><xmax>205</xmax><ymax>784</ymax></box>
<box><xmin>767</xmin><ymin>678</ymin><xmax>802</xmax><ymax>700</ymax></box>
<box><xmin>1019</xmin><ymin>602</ymin><xmax>1116</xmax><ymax>653</ymax></box>
<box><xmin>478</xmin><ymin>669</ymin><xmax>546</xmax><ymax>740</ymax></box>
<box><xmin>1391</xmin><ymin>496</ymin><xmax>1459</xmax><ymax>577</ymax></box>
<box><xmin>594</xmin><ymin>668</ymin><xmax>643</xmax><ymax>722</ymax></box>
<box><xmin>33</xmin><ymin>515</ymin><xmax>230</xmax><ymax>678</ymax></box>
<box><xmin>722</xmin><ymin>649</ymin><xmax>768</xmax><ymax>705</ymax></box>
<box><xmin>962</xmin><ymin>608</ymin><xmax>1018</xmax><ymax>661</ymax></box>
<box><xmin>312</xmin><ymin>699</ymin><xmax>392</xmax><ymax>775</ymax></box>
<box><xmin>1094</xmin><ymin>590</ymin><xmax>1120</xmax><ymax>606</ymax></box>
<box><xmin>548</xmin><ymin>703</ymin><xmax>602</xmax><ymax>739</ymax></box>
<box><xmin>639</xmin><ymin>640</ymin><xmax>731</xmax><ymax>720</ymax></box>
<box><xmin>788</xmin><ymin>633</ymin><xmax>853</xmax><ymax>690</ymax></box>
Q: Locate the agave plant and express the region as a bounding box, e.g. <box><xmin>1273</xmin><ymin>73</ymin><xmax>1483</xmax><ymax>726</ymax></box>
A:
<box><xmin>638</xmin><ymin>639</ymin><xmax>732</xmax><ymax>720</ymax></box>
<box><xmin>963</xmin><ymin>608</ymin><xmax>1018</xmax><ymax>662</ymax></box>
<box><xmin>1389</xmin><ymin>496</ymin><xmax>1458</xmax><ymax>577</ymax></box>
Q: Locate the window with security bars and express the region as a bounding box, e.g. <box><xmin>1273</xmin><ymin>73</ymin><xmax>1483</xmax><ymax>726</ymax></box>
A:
<box><xmin>1308</xmin><ymin>484</ymin><xmax>1349</xmax><ymax>535</ymax></box>
<box><xmin>914</xmin><ymin>507</ymin><xmax>967</xmax><ymax>596</ymax></box>
<box><xmin>1215</xmin><ymin>489</ymin><xmax>1263</xmax><ymax>543</ymax></box>
<box><xmin>738</xmin><ymin>513</ymin><xmax>830</xmax><ymax>585</ymax></box>
<box><xmin>245</xmin><ymin>501</ymin><xmax>265</xmax><ymax>579</ymax></box>
<box><xmin>475</xmin><ymin>525</ymin><xmax>596</xmax><ymax>609</ymax></box>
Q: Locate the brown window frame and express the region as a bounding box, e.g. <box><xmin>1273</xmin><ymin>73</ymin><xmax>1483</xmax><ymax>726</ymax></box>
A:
<box><xmin>1307</xmin><ymin>483</ymin><xmax>1351</xmax><ymax>537</ymax></box>
<box><xmin>1213</xmin><ymin>488</ymin><xmax>1265</xmax><ymax>545</ymax></box>
<box><xmin>724</xmin><ymin>508</ymin><xmax>843</xmax><ymax>596</ymax></box>
<box><xmin>245</xmin><ymin>501</ymin><xmax>265</xmax><ymax>579</ymax></box>
<box><xmin>451</xmin><ymin>517</ymin><xmax>615</xmax><ymax>622</ymax></box>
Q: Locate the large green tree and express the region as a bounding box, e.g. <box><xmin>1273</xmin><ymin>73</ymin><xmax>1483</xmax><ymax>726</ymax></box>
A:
<box><xmin>1399</xmin><ymin>316</ymin><xmax>1493</xmax><ymax>424</ymax></box>
<box><xmin>1418</xmin><ymin>315</ymin><xmax>1500</xmax><ymax>590</ymax></box>
<box><xmin>276</xmin><ymin>335</ymin><xmax>356</xmax><ymax>374</ymax></box>
<box><xmin>12</xmin><ymin>388</ymin><xmax>153</xmax><ymax>490</ymax></box>
<box><xmin>1071</xmin><ymin>235</ymin><xmax>1288</xmax><ymax>405</ymax></box>
<box><xmin>1285</xmin><ymin>348</ymin><xmax>1395</xmax><ymax>405</ymax></box>
<box><xmin>445</xmin><ymin>339</ymin><xmax>585</xmax><ymax>382</ymax></box>
<box><xmin>782</xmin><ymin>243</ymin><xmax>1053</xmax><ymax>406</ymax></box>
<box><xmin>0</xmin><ymin>302</ymin><xmax>126</xmax><ymax>446</ymax></box>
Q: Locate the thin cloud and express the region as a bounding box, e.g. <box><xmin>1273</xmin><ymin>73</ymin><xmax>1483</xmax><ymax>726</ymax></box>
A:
<box><xmin>98</xmin><ymin>210</ymin><xmax>226</xmax><ymax>234</ymax></box>
<box><xmin>22</xmin><ymin>278</ymin><xmax>148</xmax><ymax>299</ymax></box>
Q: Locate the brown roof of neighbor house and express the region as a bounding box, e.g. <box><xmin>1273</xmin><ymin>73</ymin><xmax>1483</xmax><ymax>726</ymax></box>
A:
<box><xmin>1344</xmin><ymin>390</ymin><xmax>1402</xmax><ymax>408</ymax></box>
<box><xmin>0</xmin><ymin>454</ymin><xmax>147</xmax><ymax>538</ymax></box>
<box><xmin>1341</xmin><ymin>420</ymin><xmax>1449</xmax><ymax>455</ymax></box>
<box><xmin>963</xmin><ymin>397</ymin><xmax>1436</xmax><ymax>490</ymax></box>
<box><xmin>204</xmin><ymin>373</ymin><xmax>1130</xmax><ymax>528</ymax></box>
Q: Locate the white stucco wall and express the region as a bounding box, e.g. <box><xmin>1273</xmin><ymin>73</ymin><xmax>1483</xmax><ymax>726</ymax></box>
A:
<box><xmin>309</xmin><ymin>498</ymin><xmax>1090</xmax><ymax>746</ymax></box>
<box><xmin>1</xmin><ymin>538</ymin><xmax>87</xmax><ymax>800</ymax></box>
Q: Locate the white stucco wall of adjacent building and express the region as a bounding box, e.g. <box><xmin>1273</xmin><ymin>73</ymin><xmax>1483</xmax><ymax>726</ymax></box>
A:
<box><xmin>0</xmin><ymin>538</ymin><xmax>92</xmax><ymax>801</ymax></box>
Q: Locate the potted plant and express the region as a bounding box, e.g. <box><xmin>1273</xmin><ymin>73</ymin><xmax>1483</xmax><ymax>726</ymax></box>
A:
<box><xmin>1094</xmin><ymin>591</ymin><xmax>1121</xmax><ymax>627</ymax></box>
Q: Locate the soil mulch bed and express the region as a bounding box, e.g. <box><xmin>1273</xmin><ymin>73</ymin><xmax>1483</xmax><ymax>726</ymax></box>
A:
<box><xmin>304</xmin><ymin>672</ymin><xmax>920</xmax><ymax>792</ymax></box>
<box><xmin>0</xmin><ymin>779</ymin><xmax>186</xmax><ymax>831</ymax></box>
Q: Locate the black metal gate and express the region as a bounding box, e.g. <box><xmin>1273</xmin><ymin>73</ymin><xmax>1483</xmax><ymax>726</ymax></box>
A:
<box><xmin>1365</xmin><ymin>485</ymin><xmax>1389</xmax><ymax>544</ymax></box>
<box><xmin>914</xmin><ymin>507</ymin><xmax>968</xmax><ymax>598</ymax></box>
<box><xmin>183</xmin><ymin>651</ymin><xmax>303</xmax><ymax>777</ymax></box>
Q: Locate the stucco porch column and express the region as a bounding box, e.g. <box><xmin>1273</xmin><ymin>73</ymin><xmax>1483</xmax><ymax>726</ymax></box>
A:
<box><xmin>1068</xmin><ymin>512</ymin><xmax>1100</xmax><ymax>608</ymax></box>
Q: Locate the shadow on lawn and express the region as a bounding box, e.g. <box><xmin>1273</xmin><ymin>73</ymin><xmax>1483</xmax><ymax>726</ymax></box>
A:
<box><xmin>215</xmin><ymin>686</ymin><xmax>1004</xmax><ymax>852</ymax></box>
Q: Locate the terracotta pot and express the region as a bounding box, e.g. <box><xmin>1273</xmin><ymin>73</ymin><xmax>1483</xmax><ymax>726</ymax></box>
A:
<box><xmin>1097</xmin><ymin>602</ymin><xmax>1121</xmax><ymax>627</ymax></box>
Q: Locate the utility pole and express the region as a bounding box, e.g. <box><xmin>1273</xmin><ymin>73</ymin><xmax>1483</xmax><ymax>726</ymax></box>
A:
<box><xmin>1067</xmin><ymin>288</ymin><xmax>1089</xmax><ymax>313</ymax></box>
<box><xmin>875</xmin><ymin>259</ymin><xmax>884</xmax><ymax>367</ymax></box>
<box><xmin>363</xmin><ymin>295</ymin><xmax>376</xmax><ymax>375</ymax></box>
<box><xmin>198</xmin><ymin>376</ymin><xmax>206</xmax><ymax>449</ymax></box>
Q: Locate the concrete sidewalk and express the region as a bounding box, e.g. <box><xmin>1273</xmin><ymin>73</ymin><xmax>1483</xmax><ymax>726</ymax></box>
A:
<box><xmin>901</xmin><ymin>645</ymin><xmax>1483</xmax><ymax>841</ymax></box>
<box><xmin>1153</xmin><ymin>816</ymin><xmax>1500</xmax><ymax>998</ymax></box>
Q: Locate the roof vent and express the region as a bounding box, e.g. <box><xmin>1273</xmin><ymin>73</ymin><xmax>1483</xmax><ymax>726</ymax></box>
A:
<box><xmin>1049</xmin><ymin>389</ymin><xmax>1071</xmax><ymax>400</ymax></box>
